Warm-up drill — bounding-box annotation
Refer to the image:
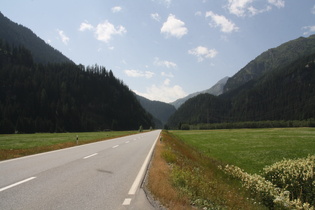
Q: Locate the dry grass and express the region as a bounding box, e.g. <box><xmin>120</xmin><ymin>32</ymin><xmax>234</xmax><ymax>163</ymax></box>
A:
<box><xmin>147</xmin><ymin>130</ymin><xmax>267</xmax><ymax>209</ymax></box>
<box><xmin>146</xmin><ymin>132</ymin><xmax>191</xmax><ymax>209</ymax></box>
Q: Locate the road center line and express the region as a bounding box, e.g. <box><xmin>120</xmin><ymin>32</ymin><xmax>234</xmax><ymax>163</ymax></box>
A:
<box><xmin>0</xmin><ymin>177</ymin><xmax>36</xmax><ymax>192</ymax></box>
<box><xmin>83</xmin><ymin>153</ymin><xmax>98</xmax><ymax>159</ymax></box>
<box><xmin>112</xmin><ymin>145</ymin><xmax>119</xmax><ymax>148</ymax></box>
<box><xmin>122</xmin><ymin>198</ymin><xmax>132</xmax><ymax>205</ymax></box>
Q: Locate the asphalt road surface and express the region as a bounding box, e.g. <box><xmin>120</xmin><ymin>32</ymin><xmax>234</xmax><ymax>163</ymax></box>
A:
<box><xmin>0</xmin><ymin>130</ymin><xmax>161</xmax><ymax>210</ymax></box>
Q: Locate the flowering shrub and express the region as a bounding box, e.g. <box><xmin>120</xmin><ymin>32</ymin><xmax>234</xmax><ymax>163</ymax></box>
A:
<box><xmin>263</xmin><ymin>155</ymin><xmax>315</xmax><ymax>206</ymax></box>
<box><xmin>223</xmin><ymin>164</ymin><xmax>279</xmax><ymax>208</ymax></box>
<box><xmin>222</xmin><ymin>155</ymin><xmax>315</xmax><ymax>209</ymax></box>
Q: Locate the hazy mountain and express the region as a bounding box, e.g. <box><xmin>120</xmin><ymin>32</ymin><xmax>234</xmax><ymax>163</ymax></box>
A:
<box><xmin>0</xmin><ymin>12</ymin><xmax>72</xmax><ymax>64</ymax></box>
<box><xmin>135</xmin><ymin>94</ymin><xmax>176</xmax><ymax>128</ymax></box>
<box><xmin>223</xmin><ymin>35</ymin><xmax>315</xmax><ymax>93</ymax></box>
<box><xmin>171</xmin><ymin>76</ymin><xmax>229</xmax><ymax>109</ymax></box>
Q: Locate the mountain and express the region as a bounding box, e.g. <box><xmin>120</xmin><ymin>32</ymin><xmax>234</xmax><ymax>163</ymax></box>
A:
<box><xmin>224</xmin><ymin>35</ymin><xmax>315</xmax><ymax>93</ymax></box>
<box><xmin>0</xmin><ymin>41</ymin><xmax>154</xmax><ymax>134</ymax></box>
<box><xmin>167</xmin><ymin>36</ymin><xmax>315</xmax><ymax>129</ymax></box>
<box><xmin>135</xmin><ymin>94</ymin><xmax>176</xmax><ymax>128</ymax></box>
<box><xmin>0</xmin><ymin>12</ymin><xmax>72</xmax><ymax>64</ymax></box>
<box><xmin>171</xmin><ymin>76</ymin><xmax>229</xmax><ymax>109</ymax></box>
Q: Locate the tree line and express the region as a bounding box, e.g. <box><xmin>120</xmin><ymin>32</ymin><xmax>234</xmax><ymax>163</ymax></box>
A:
<box><xmin>0</xmin><ymin>40</ymin><xmax>153</xmax><ymax>133</ymax></box>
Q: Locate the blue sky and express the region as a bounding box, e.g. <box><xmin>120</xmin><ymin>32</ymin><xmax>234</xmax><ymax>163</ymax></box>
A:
<box><xmin>2</xmin><ymin>0</ymin><xmax>315</xmax><ymax>102</ymax></box>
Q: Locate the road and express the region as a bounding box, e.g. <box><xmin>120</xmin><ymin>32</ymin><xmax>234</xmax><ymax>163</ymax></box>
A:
<box><xmin>0</xmin><ymin>130</ymin><xmax>161</xmax><ymax>210</ymax></box>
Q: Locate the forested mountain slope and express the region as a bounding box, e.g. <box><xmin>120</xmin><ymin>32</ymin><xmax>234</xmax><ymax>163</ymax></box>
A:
<box><xmin>167</xmin><ymin>49</ymin><xmax>315</xmax><ymax>128</ymax></box>
<box><xmin>224</xmin><ymin>35</ymin><xmax>315</xmax><ymax>93</ymax></box>
<box><xmin>0</xmin><ymin>41</ymin><xmax>153</xmax><ymax>133</ymax></box>
<box><xmin>0</xmin><ymin>12</ymin><xmax>72</xmax><ymax>64</ymax></box>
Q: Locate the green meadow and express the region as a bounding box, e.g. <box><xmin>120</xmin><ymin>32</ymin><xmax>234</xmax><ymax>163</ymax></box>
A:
<box><xmin>170</xmin><ymin>128</ymin><xmax>315</xmax><ymax>174</ymax></box>
<box><xmin>0</xmin><ymin>131</ymin><xmax>138</xmax><ymax>160</ymax></box>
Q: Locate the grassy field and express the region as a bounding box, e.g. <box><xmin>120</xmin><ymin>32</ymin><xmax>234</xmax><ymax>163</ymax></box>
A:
<box><xmin>0</xmin><ymin>131</ymin><xmax>138</xmax><ymax>160</ymax></box>
<box><xmin>170</xmin><ymin>128</ymin><xmax>315</xmax><ymax>174</ymax></box>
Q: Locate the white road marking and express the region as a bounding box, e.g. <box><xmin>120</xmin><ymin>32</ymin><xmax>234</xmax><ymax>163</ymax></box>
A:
<box><xmin>122</xmin><ymin>198</ymin><xmax>132</xmax><ymax>205</ymax></box>
<box><xmin>83</xmin><ymin>153</ymin><xmax>98</xmax><ymax>159</ymax></box>
<box><xmin>0</xmin><ymin>177</ymin><xmax>36</xmax><ymax>192</ymax></box>
<box><xmin>128</xmin><ymin>135</ymin><xmax>159</xmax><ymax>195</ymax></box>
<box><xmin>112</xmin><ymin>145</ymin><xmax>119</xmax><ymax>148</ymax></box>
<box><xmin>125</xmin><ymin>141</ymin><xmax>130</xmax><ymax>144</ymax></box>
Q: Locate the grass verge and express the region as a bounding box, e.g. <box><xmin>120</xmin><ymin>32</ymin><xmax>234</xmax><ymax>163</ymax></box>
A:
<box><xmin>0</xmin><ymin>131</ymin><xmax>138</xmax><ymax>160</ymax></box>
<box><xmin>147</xmin><ymin>130</ymin><xmax>266</xmax><ymax>209</ymax></box>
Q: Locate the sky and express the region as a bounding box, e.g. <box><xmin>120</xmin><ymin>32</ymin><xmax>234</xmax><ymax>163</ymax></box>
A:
<box><xmin>1</xmin><ymin>0</ymin><xmax>315</xmax><ymax>103</ymax></box>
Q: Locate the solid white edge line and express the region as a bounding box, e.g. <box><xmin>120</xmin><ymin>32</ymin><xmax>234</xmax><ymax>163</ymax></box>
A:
<box><xmin>128</xmin><ymin>132</ymin><xmax>160</xmax><ymax>195</ymax></box>
<box><xmin>83</xmin><ymin>153</ymin><xmax>98</xmax><ymax>159</ymax></box>
<box><xmin>112</xmin><ymin>145</ymin><xmax>119</xmax><ymax>148</ymax></box>
<box><xmin>122</xmin><ymin>198</ymin><xmax>132</xmax><ymax>205</ymax></box>
<box><xmin>0</xmin><ymin>177</ymin><xmax>36</xmax><ymax>192</ymax></box>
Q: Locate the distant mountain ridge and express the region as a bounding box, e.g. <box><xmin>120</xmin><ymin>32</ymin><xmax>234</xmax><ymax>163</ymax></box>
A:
<box><xmin>224</xmin><ymin>35</ymin><xmax>315</xmax><ymax>93</ymax></box>
<box><xmin>167</xmin><ymin>35</ymin><xmax>315</xmax><ymax>128</ymax></box>
<box><xmin>0</xmin><ymin>12</ymin><xmax>72</xmax><ymax>64</ymax></box>
<box><xmin>171</xmin><ymin>76</ymin><xmax>229</xmax><ymax>109</ymax></box>
<box><xmin>135</xmin><ymin>94</ymin><xmax>176</xmax><ymax>128</ymax></box>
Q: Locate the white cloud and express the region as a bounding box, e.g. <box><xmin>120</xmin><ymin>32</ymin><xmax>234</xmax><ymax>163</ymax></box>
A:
<box><xmin>268</xmin><ymin>0</ymin><xmax>285</xmax><ymax>8</ymax></box>
<box><xmin>312</xmin><ymin>5</ymin><xmax>315</xmax><ymax>14</ymax></box>
<box><xmin>111</xmin><ymin>6</ymin><xmax>122</xmax><ymax>13</ymax></box>
<box><xmin>226</xmin><ymin>0</ymin><xmax>283</xmax><ymax>17</ymax></box>
<box><xmin>79</xmin><ymin>21</ymin><xmax>94</xmax><ymax>31</ymax></box>
<box><xmin>161</xmin><ymin>14</ymin><xmax>188</xmax><ymax>38</ymax></box>
<box><xmin>154</xmin><ymin>57</ymin><xmax>177</xmax><ymax>68</ymax></box>
<box><xmin>57</xmin><ymin>29</ymin><xmax>69</xmax><ymax>45</ymax></box>
<box><xmin>302</xmin><ymin>25</ymin><xmax>315</xmax><ymax>36</ymax></box>
<box><xmin>164</xmin><ymin>78</ymin><xmax>171</xmax><ymax>85</ymax></box>
<box><xmin>124</xmin><ymin>69</ymin><xmax>155</xmax><ymax>79</ymax></box>
<box><xmin>95</xmin><ymin>20</ymin><xmax>127</xmax><ymax>43</ymax></box>
<box><xmin>247</xmin><ymin>5</ymin><xmax>272</xmax><ymax>16</ymax></box>
<box><xmin>79</xmin><ymin>20</ymin><xmax>126</xmax><ymax>43</ymax></box>
<box><xmin>161</xmin><ymin>72</ymin><xmax>174</xmax><ymax>78</ymax></box>
<box><xmin>134</xmin><ymin>82</ymin><xmax>187</xmax><ymax>103</ymax></box>
<box><xmin>226</xmin><ymin>0</ymin><xmax>253</xmax><ymax>17</ymax></box>
<box><xmin>188</xmin><ymin>46</ymin><xmax>218</xmax><ymax>62</ymax></box>
<box><xmin>205</xmin><ymin>11</ymin><xmax>239</xmax><ymax>33</ymax></box>
<box><xmin>151</xmin><ymin>13</ymin><xmax>161</xmax><ymax>22</ymax></box>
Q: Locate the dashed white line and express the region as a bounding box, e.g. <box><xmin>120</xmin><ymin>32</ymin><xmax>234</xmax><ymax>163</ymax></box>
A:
<box><xmin>125</xmin><ymin>141</ymin><xmax>130</xmax><ymax>144</ymax></box>
<box><xmin>122</xmin><ymin>198</ymin><xmax>132</xmax><ymax>205</ymax></box>
<box><xmin>83</xmin><ymin>153</ymin><xmax>98</xmax><ymax>159</ymax></box>
<box><xmin>0</xmin><ymin>177</ymin><xmax>36</xmax><ymax>192</ymax></box>
<box><xmin>112</xmin><ymin>145</ymin><xmax>119</xmax><ymax>148</ymax></box>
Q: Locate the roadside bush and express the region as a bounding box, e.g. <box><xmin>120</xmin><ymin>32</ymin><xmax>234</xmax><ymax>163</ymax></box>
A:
<box><xmin>263</xmin><ymin>155</ymin><xmax>315</xmax><ymax>206</ymax></box>
<box><xmin>222</xmin><ymin>155</ymin><xmax>315</xmax><ymax>209</ymax></box>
